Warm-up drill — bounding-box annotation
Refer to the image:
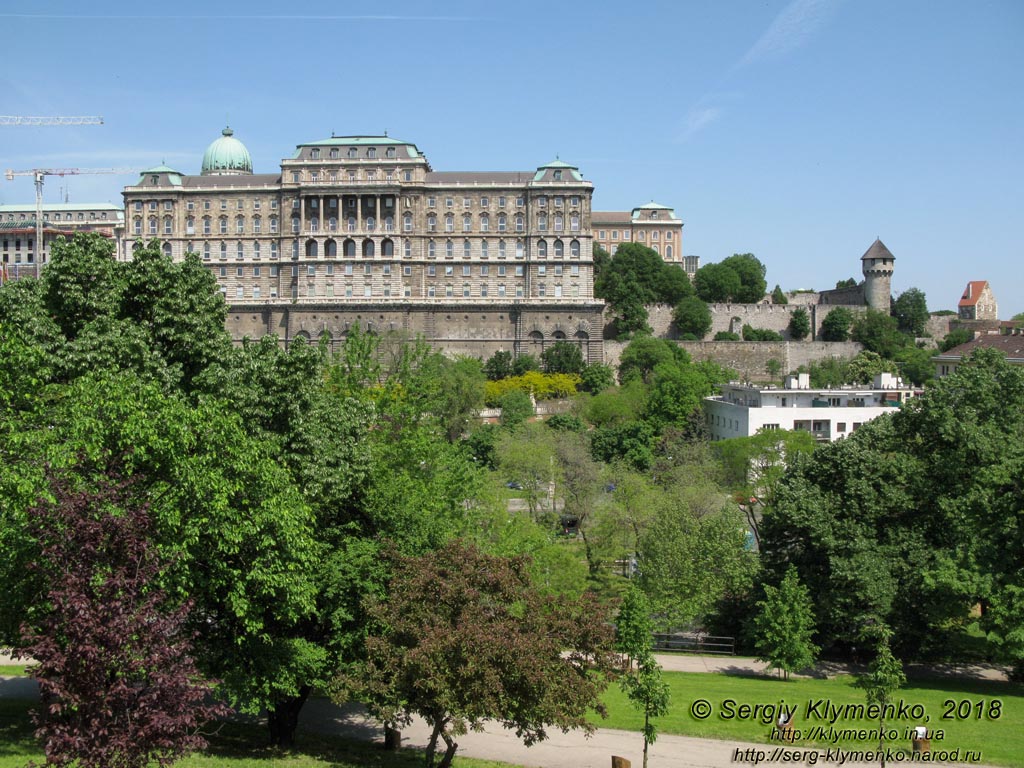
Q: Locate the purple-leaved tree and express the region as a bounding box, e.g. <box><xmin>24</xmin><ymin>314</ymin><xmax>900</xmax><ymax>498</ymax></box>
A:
<box><xmin>19</xmin><ymin>472</ymin><xmax>230</xmax><ymax>768</ymax></box>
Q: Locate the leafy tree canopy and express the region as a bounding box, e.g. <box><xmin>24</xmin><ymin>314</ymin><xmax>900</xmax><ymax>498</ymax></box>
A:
<box><xmin>672</xmin><ymin>296</ymin><xmax>712</xmax><ymax>338</ymax></box>
<box><xmin>541</xmin><ymin>340</ymin><xmax>585</xmax><ymax>375</ymax></box>
<box><xmin>852</xmin><ymin>309</ymin><xmax>909</xmax><ymax>359</ymax></box>
<box><xmin>721</xmin><ymin>253</ymin><xmax>768</xmax><ymax>303</ymax></box>
<box><xmin>771</xmin><ymin>285</ymin><xmax>788</xmax><ymax>305</ymax></box>
<box><xmin>820</xmin><ymin>307</ymin><xmax>854</xmax><ymax>342</ymax></box>
<box><xmin>788</xmin><ymin>307</ymin><xmax>811</xmax><ymax>340</ymax></box>
<box><xmin>618</xmin><ymin>335</ymin><xmax>689</xmax><ymax>385</ymax></box>
<box><xmin>344</xmin><ymin>540</ymin><xmax>617</xmax><ymax>768</ymax></box>
<box><xmin>892</xmin><ymin>287</ymin><xmax>929</xmax><ymax>337</ymax></box>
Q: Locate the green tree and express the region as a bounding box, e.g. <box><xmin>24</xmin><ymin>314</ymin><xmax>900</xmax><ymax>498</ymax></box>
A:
<box><xmin>939</xmin><ymin>327</ymin><xmax>972</xmax><ymax>352</ymax></box>
<box><xmin>752</xmin><ymin>566</ymin><xmax>819</xmax><ymax>680</ymax></box>
<box><xmin>892</xmin><ymin>287</ymin><xmax>929</xmax><ymax>336</ymax></box>
<box><xmin>771</xmin><ymin>285</ymin><xmax>788</xmax><ymax>305</ymax></box>
<box><xmin>618</xmin><ymin>335</ymin><xmax>688</xmax><ymax>384</ymax></box>
<box><xmin>595</xmin><ymin>244</ymin><xmax>693</xmax><ymax>336</ymax></box>
<box><xmin>484</xmin><ymin>350</ymin><xmax>513</xmax><ymax>380</ymax></box>
<box><xmin>615</xmin><ymin>586</ymin><xmax>670</xmax><ymax>768</ymax></box>
<box><xmin>499</xmin><ymin>388</ymin><xmax>534</xmax><ymax>428</ymax></box>
<box><xmin>857</xmin><ymin>630</ymin><xmax>906</xmax><ymax>768</ymax></box>
<box><xmin>496</xmin><ymin>423</ymin><xmax>557</xmax><ymax>523</ymax></box>
<box><xmin>554</xmin><ymin>432</ymin><xmax>603</xmax><ymax>574</ymax></box>
<box><xmin>852</xmin><ymin>309</ymin><xmax>907</xmax><ymax>358</ymax></box>
<box><xmin>742</xmin><ymin>325</ymin><xmax>783</xmax><ymax>341</ymax></box>
<box><xmin>541</xmin><ymin>340</ymin><xmax>585</xmax><ymax>375</ymax></box>
<box><xmin>788</xmin><ymin>307</ymin><xmax>810</xmax><ymax>340</ymax></box>
<box><xmin>644</xmin><ymin>359</ymin><xmax>728</xmax><ymax>431</ymax></box>
<box><xmin>346</xmin><ymin>541</ymin><xmax>617</xmax><ymax>768</ymax></box>
<box><xmin>820</xmin><ymin>307</ymin><xmax>854</xmax><ymax>341</ymax></box>
<box><xmin>591</xmin><ymin>420</ymin><xmax>657</xmax><ymax>472</ymax></box>
<box><xmin>579</xmin><ymin>362</ymin><xmax>615</xmax><ymax>394</ymax></box>
<box><xmin>766</xmin><ymin>358</ymin><xmax>782</xmax><ymax>379</ymax></box>
<box><xmin>693</xmin><ymin>262</ymin><xmax>741</xmax><ymax>302</ymax></box>
<box><xmin>721</xmin><ymin>253</ymin><xmax>768</xmax><ymax>303</ymax></box>
<box><xmin>835</xmin><ymin>277</ymin><xmax>858</xmax><ymax>289</ymax></box>
<box><xmin>845</xmin><ymin>350</ymin><xmax>895</xmax><ymax>384</ymax></box>
<box><xmin>672</xmin><ymin>296</ymin><xmax>712</xmax><ymax>338</ymax></box>
<box><xmin>512</xmin><ymin>353</ymin><xmax>540</xmax><ymax>376</ymax></box>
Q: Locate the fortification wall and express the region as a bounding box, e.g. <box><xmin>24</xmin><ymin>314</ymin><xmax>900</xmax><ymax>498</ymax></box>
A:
<box><xmin>604</xmin><ymin>340</ymin><xmax>863</xmax><ymax>381</ymax></box>
<box><xmin>640</xmin><ymin>302</ymin><xmax>869</xmax><ymax>340</ymax></box>
<box><xmin>819</xmin><ymin>286</ymin><xmax>866</xmax><ymax>306</ymax></box>
<box><xmin>225</xmin><ymin>302</ymin><xmax>606</xmax><ymax>362</ymax></box>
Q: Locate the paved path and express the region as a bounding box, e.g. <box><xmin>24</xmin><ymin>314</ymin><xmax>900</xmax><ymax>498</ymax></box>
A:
<box><xmin>0</xmin><ymin>652</ymin><xmax>1006</xmax><ymax>767</ymax></box>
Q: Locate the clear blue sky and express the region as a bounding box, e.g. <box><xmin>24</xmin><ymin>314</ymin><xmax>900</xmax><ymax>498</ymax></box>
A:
<box><xmin>2</xmin><ymin>0</ymin><xmax>1021</xmax><ymax>316</ymax></box>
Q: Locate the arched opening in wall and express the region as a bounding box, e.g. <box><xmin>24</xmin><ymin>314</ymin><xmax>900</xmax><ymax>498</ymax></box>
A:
<box><xmin>325</xmin><ymin>239</ymin><xmax>337</xmax><ymax>257</ymax></box>
<box><xmin>528</xmin><ymin>329</ymin><xmax>544</xmax><ymax>355</ymax></box>
<box><xmin>306</xmin><ymin>240</ymin><xmax>318</xmax><ymax>258</ymax></box>
<box><xmin>553</xmin><ymin>239</ymin><xmax>564</xmax><ymax>257</ymax></box>
<box><xmin>291</xmin><ymin>330</ymin><xmax>311</xmax><ymax>349</ymax></box>
<box><xmin>381</xmin><ymin>238</ymin><xmax>394</xmax><ymax>257</ymax></box>
<box><xmin>343</xmin><ymin>238</ymin><xmax>356</xmax><ymax>257</ymax></box>
<box><xmin>162</xmin><ymin>242</ymin><xmax>172</xmax><ymax>257</ymax></box>
<box><xmin>730</xmin><ymin>316</ymin><xmax>743</xmax><ymax>335</ymax></box>
<box><xmin>575</xmin><ymin>329</ymin><xmax>590</xmax><ymax>360</ymax></box>
<box><xmin>362</xmin><ymin>239</ymin><xmax>375</xmax><ymax>258</ymax></box>
<box><xmin>552</xmin><ymin>330</ymin><xmax>566</xmax><ymax>340</ymax></box>
<box><xmin>319</xmin><ymin>329</ymin><xmax>333</xmax><ymax>352</ymax></box>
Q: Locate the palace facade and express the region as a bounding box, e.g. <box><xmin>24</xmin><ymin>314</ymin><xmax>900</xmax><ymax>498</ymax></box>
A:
<box><xmin>122</xmin><ymin>128</ymin><xmax>606</xmax><ymax>360</ymax></box>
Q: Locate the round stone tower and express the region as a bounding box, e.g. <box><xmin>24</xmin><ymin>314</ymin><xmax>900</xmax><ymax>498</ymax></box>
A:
<box><xmin>861</xmin><ymin>238</ymin><xmax>895</xmax><ymax>313</ymax></box>
<box><xmin>201</xmin><ymin>126</ymin><xmax>253</xmax><ymax>175</ymax></box>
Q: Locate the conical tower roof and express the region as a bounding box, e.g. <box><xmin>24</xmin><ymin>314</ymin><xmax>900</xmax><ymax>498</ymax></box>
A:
<box><xmin>861</xmin><ymin>238</ymin><xmax>895</xmax><ymax>262</ymax></box>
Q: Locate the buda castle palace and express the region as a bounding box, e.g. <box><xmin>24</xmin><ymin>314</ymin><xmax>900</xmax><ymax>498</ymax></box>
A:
<box><xmin>117</xmin><ymin>127</ymin><xmax>688</xmax><ymax>362</ymax></box>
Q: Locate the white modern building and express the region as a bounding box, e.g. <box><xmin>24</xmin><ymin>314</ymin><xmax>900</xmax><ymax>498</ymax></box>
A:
<box><xmin>704</xmin><ymin>372</ymin><xmax>920</xmax><ymax>442</ymax></box>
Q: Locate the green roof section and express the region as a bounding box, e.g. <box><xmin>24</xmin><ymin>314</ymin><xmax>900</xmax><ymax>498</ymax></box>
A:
<box><xmin>140</xmin><ymin>164</ymin><xmax>182</xmax><ymax>175</ymax></box>
<box><xmin>632</xmin><ymin>201</ymin><xmax>679</xmax><ymax>220</ymax></box>
<box><xmin>201</xmin><ymin>126</ymin><xmax>253</xmax><ymax>175</ymax></box>
<box><xmin>293</xmin><ymin>136</ymin><xmax>421</xmax><ymax>158</ymax></box>
<box><xmin>533</xmin><ymin>158</ymin><xmax>583</xmax><ymax>182</ymax></box>
<box><xmin>0</xmin><ymin>202</ymin><xmax>122</xmax><ymax>212</ymax></box>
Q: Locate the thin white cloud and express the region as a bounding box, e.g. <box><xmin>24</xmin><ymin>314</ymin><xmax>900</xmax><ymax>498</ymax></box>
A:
<box><xmin>677</xmin><ymin>106</ymin><xmax>723</xmax><ymax>143</ymax></box>
<box><xmin>737</xmin><ymin>0</ymin><xmax>840</xmax><ymax>68</ymax></box>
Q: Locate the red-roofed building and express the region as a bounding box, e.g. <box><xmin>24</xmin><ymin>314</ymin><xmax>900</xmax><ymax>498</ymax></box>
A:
<box><xmin>958</xmin><ymin>280</ymin><xmax>998</xmax><ymax>320</ymax></box>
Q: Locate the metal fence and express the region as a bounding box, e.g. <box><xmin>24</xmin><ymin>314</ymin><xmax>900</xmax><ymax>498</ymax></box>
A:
<box><xmin>651</xmin><ymin>632</ymin><xmax>735</xmax><ymax>655</ymax></box>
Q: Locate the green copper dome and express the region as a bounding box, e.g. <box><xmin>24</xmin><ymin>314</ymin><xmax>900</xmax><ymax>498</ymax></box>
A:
<box><xmin>201</xmin><ymin>126</ymin><xmax>252</xmax><ymax>175</ymax></box>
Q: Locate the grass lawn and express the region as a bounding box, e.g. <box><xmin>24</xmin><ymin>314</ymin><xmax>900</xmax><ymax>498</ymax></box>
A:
<box><xmin>0</xmin><ymin>700</ymin><xmax>516</xmax><ymax>768</ymax></box>
<box><xmin>595</xmin><ymin>671</ymin><xmax>1024</xmax><ymax>766</ymax></box>
<box><xmin>0</xmin><ymin>666</ymin><xmax>28</xmax><ymax>677</ymax></box>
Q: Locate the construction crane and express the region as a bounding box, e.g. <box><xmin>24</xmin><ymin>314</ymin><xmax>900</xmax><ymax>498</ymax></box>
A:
<box><xmin>3</xmin><ymin>167</ymin><xmax>139</xmax><ymax>277</ymax></box>
<box><xmin>0</xmin><ymin>116</ymin><xmax>103</xmax><ymax>126</ymax></box>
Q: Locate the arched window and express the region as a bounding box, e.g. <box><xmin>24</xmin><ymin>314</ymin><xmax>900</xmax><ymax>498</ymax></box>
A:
<box><xmin>236</xmin><ymin>241</ymin><xmax>245</xmax><ymax>259</ymax></box>
<box><xmin>220</xmin><ymin>242</ymin><xmax>228</xmax><ymax>259</ymax></box>
<box><xmin>366</xmin><ymin>216</ymin><xmax>375</xmax><ymax>231</ymax></box>
<box><xmin>570</xmin><ymin>215</ymin><xmax>580</xmax><ymax>231</ymax></box>
<box><xmin>666</xmin><ymin>245</ymin><xmax>673</xmax><ymax>258</ymax></box>
<box><xmin>515</xmin><ymin>215</ymin><xmax>524</xmax><ymax>232</ymax></box>
<box><xmin>148</xmin><ymin>216</ymin><xmax>158</xmax><ymax>235</ymax></box>
<box><xmin>325</xmin><ymin>239</ymin><xmax>337</xmax><ymax>257</ymax></box>
<box><xmin>445</xmin><ymin>240</ymin><xmax>454</xmax><ymax>258</ymax></box>
<box><xmin>344</xmin><ymin>239</ymin><xmax>356</xmax><ymax>257</ymax></box>
<box><xmin>480</xmin><ymin>214</ymin><xmax>489</xmax><ymax>232</ymax></box>
<box><xmin>362</xmin><ymin>239</ymin><xmax>375</xmax><ymax>258</ymax></box>
<box><xmin>253</xmin><ymin>215</ymin><xmax>262</xmax><ymax>233</ymax></box>
<box><xmin>382</xmin><ymin>239</ymin><xmax>394</xmax><ymax>257</ymax></box>
<box><xmin>187</xmin><ymin>240</ymin><xmax>195</xmax><ymax>254</ymax></box>
<box><xmin>554</xmin><ymin>239</ymin><xmax>564</xmax><ymax>257</ymax></box>
<box><xmin>404</xmin><ymin>240</ymin><xmax>412</xmax><ymax>258</ymax></box>
<box><xmin>253</xmin><ymin>241</ymin><xmax>261</xmax><ymax>258</ymax></box>
<box><xmin>538</xmin><ymin>214</ymin><xmax>547</xmax><ymax>231</ymax></box>
<box><xmin>570</xmin><ymin>239</ymin><xmax>580</xmax><ymax>257</ymax></box>
<box><xmin>310</xmin><ymin>217</ymin><xmax>320</xmax><ymax>232</ymax></box>
<box><xmin>498</xmin><ymin>239</ymin><xmax>506</xmax><ymax>259</ymax></box>
<box><xmin>427</xmin><ymin>214</ymin><xmax>437</xmax><ymax>232</ymax></box>
<box><xmin>306</xmin><ymin>240</ymin><xmax>318</xmax><ymax>258</ymax></box>
<box><xmin>537</xmin><ymin>239</ymin><xmax>548</xmax><ymax>258</ymax></box>
<box><xmin>236</xmin><ymin>215</ymin><xmax>245</xmax><ymax>234</ymax></box>
<box><xmin>463</xmin><ymin>214</ymin><xmax>472</xmax><ymax>232</ymax></box>
<box><xmin>328</xmin><ymin>216</ymin><xmax>337</xmax><ymax>231</ymax></box>
<box><xmin>554</xmin><ymin>214</ymin><xmax>563</xmax><ymax>232</ymax></box>
<box><xmin>498</xmin><ymin>214</ymin><xmax>507</xmax><ymax>232</ymax></box>
<box><xmin>186</xmin><ymin>216</ymin><xmax>195</xmax><ymax>234</ymax></box>
<box><xmin>403</xmin><ymin>213</ymin><xmax>413</xmax><ymax>232</ymax></box>
<box><xmin>428</xmin><ymin>240</ymin><xmax>436</xmax><ymax>258</ymax></box>
<box><xmin>384</xmin><ymin>216</ymin><xmax>394</xmax><ymax>232</ymax></box>
<box><xmin>162</xmin><ymin>242</ymin><xmax>172</xmax><ymax>257</ymax></box>
<box><xmin>516</xmin><ymin>240</ymin><xmax>524</xmax><ymax>259</ymax></box>
<box><xmin>291</xmin><ymin>216</ymin><xmax>300</xmax><ymax>233</ymax></box>
<box><xmin>219</xmin><ymin>216</ymin><xmax>228</xmax><ymax>234</ymax></box>
<box><xmin>445</xmin><ymin>214</ymin><xmax>454</xmax><ymax>233</ymax></box>
<box><xmin>481</xmin><ymin>240</ymin><xmax>489</xmax><ymax>259</ymax></box>
<box><xmin>269</xmin><ymin>215</ymin><xmax>278</xmax><ymax>233</ymax></box>
<box><xmin>133</xmin><ymin>218</ymin><xmax>142</xmax><ymax>235</ymax></box>
<box><xmin>463</xmin><ymin>239</ymin><xmax>471</xmax><ymax>259</ymax></box>
<box><xmin>347</xmin><ymin>216</ymin><xmax>356</xmax><ymax>232</ymax></box>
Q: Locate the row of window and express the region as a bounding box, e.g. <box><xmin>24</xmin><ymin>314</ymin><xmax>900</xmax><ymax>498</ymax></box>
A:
<box><xmin>291</xmin><ymin>168</ymin><xmax>414</xmax><ymax>183</ymax></box>
<box><xmin>426</xmin><ymin>195</ymin><xmax>580</xmax><ymax>210</ymax></box>
<box><xmin>598</xmin><ymin>229</ymin><xmax>674</xmax><ymax>241</ymax></box>
<box><xmin>214</xmin><ymin>262</ymin><xmax>581</xmax><ymax>279</ymax></box>
<box><xmin>171</xmin><ymin>237</ymin><xmax>586</xmax><ymax>261</ymax></box>
<box><xmin>134</xmin><ymin>199</ymin><xmax>280</xmax><ymax>213</ymax></box>
<box><xmin>218</xmin><ymin>282</ymin><xmax>582</xmax><ymax>300</ymax></box>
<box><xmin>5</xmin><ymin>212</ymin><xmax>112</xmax><ymax>223</ymax></box>
<box><xmin>308</xmin><ymin>146</ymin><xmax>399</xmax><ymax>160</ymax></box>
